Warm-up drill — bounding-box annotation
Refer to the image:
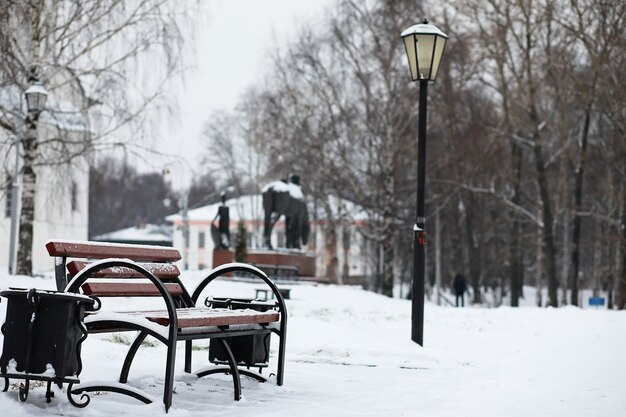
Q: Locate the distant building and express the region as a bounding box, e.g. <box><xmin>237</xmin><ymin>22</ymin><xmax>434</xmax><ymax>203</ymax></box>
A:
<box><xmin>166</xmin><ymin>194</ymin><xmax>379</xmax><ymax>286</ymax></box>
<box><xmin>0</xmin><ymin>68</ymin><xmax>90</xmax><ymax>274</ymax></box>
<box><xmin>166</xmin><ymin>195</ymin><xmax>265</xmax><ymax>270</ymax></box>
<box><xmin>92</xmin><ymin>223</ymin><xmax>173</xmax><ymax>247</ymax></box>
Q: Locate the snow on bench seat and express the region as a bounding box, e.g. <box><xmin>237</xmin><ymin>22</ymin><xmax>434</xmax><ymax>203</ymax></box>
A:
<box><xmin>116</xmin><ymin>308</ymin><xmax>280</xmax><ymax>328</ymax></box>
<box><xmin>67</xmin><ymin>260</ymin><xmax>181</xmax><ymax>279</ymax></box>
<box><xmin>81</xmin><ymin>282</ymin><xmax>185</xmax><ymax>297</ymax></box>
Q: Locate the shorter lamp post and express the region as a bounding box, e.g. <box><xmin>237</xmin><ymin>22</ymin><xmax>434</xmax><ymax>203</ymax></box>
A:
<box><xmin>401</xmin><ymin>19</ymin><xmax>448</xmax><ymax>346</ymax></box>
<box><xmin>9</xmin><ymin>82</ymin><xmax>48</xmax><ymax>275</ymax></box>
<box><xmin>162</xmin><ymin>166</ymin><xmax>191</xmax><ymax>270</ymax></box>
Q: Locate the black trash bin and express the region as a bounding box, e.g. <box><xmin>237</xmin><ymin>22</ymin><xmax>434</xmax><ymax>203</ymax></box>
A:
<box><xmin>0</xmin><ymin>288</ymin><xmax>94</xmax><ymax>401</ymax></box>
<box><xmin>206</xmin><ymin>298</ymin><xmax>275</xmax><ymax>367</ymax></box>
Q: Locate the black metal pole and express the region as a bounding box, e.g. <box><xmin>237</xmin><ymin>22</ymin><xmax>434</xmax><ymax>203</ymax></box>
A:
<box><xmin>412</xmin><ymin>80</ymin><xmax>428</xmax><ymax>346</ymax></box>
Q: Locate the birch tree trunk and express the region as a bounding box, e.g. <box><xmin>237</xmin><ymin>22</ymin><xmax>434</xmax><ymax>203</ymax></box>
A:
<box><xmin>464</xmin><ymin>193</ymin><xmax>482</xmax><ymax>304</ymax></box>
<box><xmin>16</xmin><ymin>120</ymin><xmax>37</xmax><ymax>275</ymax></box>
<box><xmin>381</xmin><ymin>232</ymin><xmax>394</xmax><ymax>297</ymax></box>
<box><xmin>14</xmin><ymin>3</ymin><xmax>43</xmax><ymax>276</ymax></box>
<box><xmin>325</xmin><ymin>221</ymin><xmax>339</xmax><ymax>284</ymax></box>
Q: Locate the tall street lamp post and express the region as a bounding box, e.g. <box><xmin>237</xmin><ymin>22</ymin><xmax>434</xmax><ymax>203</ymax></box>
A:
<box><xmin>9</xmin><ymin>82</ymin><xmax>48</xmax><ymax>275</ymax></box>
<box><xmin>401</xmin><ymin>19</ymin><xmax>448</xmax><ymax>346</ymax></box>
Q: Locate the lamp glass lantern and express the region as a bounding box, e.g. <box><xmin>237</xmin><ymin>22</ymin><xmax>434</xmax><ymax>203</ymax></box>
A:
<box><xmin>25</xmin><ymin>84</ymin><xmax>48</xmax><ymax>114</ymax></box>
<box><xmin>401</xmin><ymin>19</ymin><xmax>448</xmax><ymax>82</ymax></box>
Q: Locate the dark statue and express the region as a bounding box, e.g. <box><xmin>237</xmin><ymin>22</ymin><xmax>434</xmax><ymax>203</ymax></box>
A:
<box><xmin>262</xmin><ymin>175</ymin><xmax>310</xmax><ymax>250</ymax></box>
<box><xmin>211</xmin><ymin>191</ymin><xmax>230</xmax><ymax>249</ymax></box>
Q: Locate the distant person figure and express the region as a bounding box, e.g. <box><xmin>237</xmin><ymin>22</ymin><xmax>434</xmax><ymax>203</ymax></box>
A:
<box><xmin>453</xmin><ymin>273</ymin><xmax>467</xmax><ymax>307</ymax></box>
<box><xmin>211</xmin><ymin>191</ymin><xmax>230</xmax><ymax>249</ymax></box>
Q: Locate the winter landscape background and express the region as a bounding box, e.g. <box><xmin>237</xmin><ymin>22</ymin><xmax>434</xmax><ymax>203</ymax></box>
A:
<box><xmin>1</xmin><ymin>0</ymin><xmax>626</xmax><ymax>415</ymax></box>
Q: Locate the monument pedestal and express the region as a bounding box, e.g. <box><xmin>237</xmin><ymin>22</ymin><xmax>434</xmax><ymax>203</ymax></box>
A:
<box><xmin>213</xmin><ymin>249</ymin><xmax>315</xmax><ymax>278</ymax></box>
<box><xmin>213</xmin><ymin>249</ymin><xmax>235</xmax><ymax>267</ymax></box>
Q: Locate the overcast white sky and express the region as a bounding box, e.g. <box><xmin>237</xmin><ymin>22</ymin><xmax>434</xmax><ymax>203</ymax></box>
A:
<box><xmin>156</xmin><ymin>0</ymin><xmax>335</xmax><ymax>187</ymax></box>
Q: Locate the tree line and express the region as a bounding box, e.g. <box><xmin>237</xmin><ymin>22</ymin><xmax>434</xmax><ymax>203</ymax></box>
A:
<box><xmin>89</xmin><ymin>157</ymin><xmax>221</xmax><ymax>238</ymax></box>
<box><xmin>199</xmin><ymin>0</ymin><xmax>626</xmax><ymax>308</ymax></box>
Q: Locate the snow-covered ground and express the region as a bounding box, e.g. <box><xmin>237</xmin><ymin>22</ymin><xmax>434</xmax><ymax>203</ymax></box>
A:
<box><xmin>0</xmin><ymin>271</ymin><xmax>624</xmax><ymax>416</ymax></box>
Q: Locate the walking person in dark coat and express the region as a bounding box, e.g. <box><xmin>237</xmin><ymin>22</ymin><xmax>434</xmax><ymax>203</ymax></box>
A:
<box><xmin>453</xmin><ymin>273</ymin><xmax>467</xmax><ymax>307</ymax></box>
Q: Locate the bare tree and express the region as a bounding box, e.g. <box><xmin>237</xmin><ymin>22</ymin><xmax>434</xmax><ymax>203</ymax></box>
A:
<box><xmin>89</xmin><ymin>157</ymin><xmax>178</xmax><ymax>237</ymax></box>
<box><xmin>0</xmin><ymin>0</ymin><xmax>196</xmax><ymax>275</ymax></box>
<box><xmin>549</xmin><ymin>0</ymin><xmax>626</xmax><ymax>306</ymax></box>
<box><xmin>240</xmin><ymin>1</ymin><xmax>424</xmax><ymax>296</ymax></box>
<box><xmin>460</xmin><ymin>0</ymin><xmax>571</xmax><ymax>306</ymax></box>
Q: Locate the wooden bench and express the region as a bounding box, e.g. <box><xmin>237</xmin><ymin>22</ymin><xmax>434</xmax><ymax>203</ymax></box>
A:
<box><xmin>45</xmin><ymin>240</ymin><xmax>287</xmax><ymax>412</ymax></box>
<box><xmin>252</xmin><ymin>263</ymin><xmax>299</xmax><ymax>279</ymax></box>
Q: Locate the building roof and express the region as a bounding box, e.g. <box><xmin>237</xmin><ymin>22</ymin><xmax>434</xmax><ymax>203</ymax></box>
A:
<box><xmin>166</xmin><ymin>194</ymin><xmax>264</xmax><ymax>223</ymax></box>
<box><xmin>92</xmin><ymin>223</ymin><xmax>173</xmax><ymax>243</ymax></box>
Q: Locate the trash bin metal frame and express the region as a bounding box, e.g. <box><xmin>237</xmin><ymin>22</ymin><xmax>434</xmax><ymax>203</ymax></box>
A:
<box><xmin>0</xmin><ymin>288</ymin><xmax>95</xmax><ymax>403</ymax></box>
<box><xmin>204</xmin><ymin>297</ymin><xmax>276</xmax><ymax>369</ymax></box>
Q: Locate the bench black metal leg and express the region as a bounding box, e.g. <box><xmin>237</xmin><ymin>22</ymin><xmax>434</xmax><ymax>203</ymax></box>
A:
<box><xmin>196</xmin><ymin>366</ymin><xmax>230</xmax><ymax>378</ymax></box>
<box><xmin>219</xmin><ymin>339</ymin><xmax>241</xmax><ymax>401</ymax></box>
<box><xmin>120</xmin><ymin>331</ymin><xmax>148</xmax><ymax>383</ymax></box>
<box><xmin>45</xmin><ymin>380</ymin><xmax>54</xmax><ymax>403</ymax></box>
<box><xmin>3</xmin><ymin>377</ymin><xmax>8</xmax><ymax>392</ymax></box>
<box><xmin>184</xmin><ymin>340</ymin><xmax>192</xmax><ymax>373</ymax></box>
<box><xmin>18</xmin><ymin>379</ymin><xmax>29</xmax><ymax>402</ymax></box>
<box><xmin>276</xmin><ymin>329</ymin><xmax>287</xmax><ymax>386</ymax></box>
<box><xmin>163</xmin><ymin>338</ymin><xmax>177</xmax><ymax>412</ymax></box>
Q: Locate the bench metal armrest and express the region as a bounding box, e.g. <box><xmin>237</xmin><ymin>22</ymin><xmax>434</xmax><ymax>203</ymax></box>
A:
<box><xmin>190</xmin><ymin>262</ymin><xmax>288</xmax><ymax>386</ymax></box>
<box><xmin>191</xmin><ymin>262</ymin><xmax>287</xmax><ymax>317</ymax></box>
<box><xmin>64</xmin><ymin>258</ymin><xmax>179</xmax><ymax>333</ymax></box>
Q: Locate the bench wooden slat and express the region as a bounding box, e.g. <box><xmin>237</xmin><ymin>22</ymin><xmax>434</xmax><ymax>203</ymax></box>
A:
<box><xmin>117</xmin><ymin>308</ymin><xmax>279</xmax><ymax>328</ymax></box>
<box><xmin>82</xmin><ymin>282</ymin><xmax>184</xmax><ymax>297</ymax></box>
<box><xmin>67</xmin><ymin>261</ymin><xmax>180</xmax><ymax>280</ymax></box>
<box><xmin>46</xmin><ymin>240</ymin><xmax>181</xmax><ymax>262</ymax></box>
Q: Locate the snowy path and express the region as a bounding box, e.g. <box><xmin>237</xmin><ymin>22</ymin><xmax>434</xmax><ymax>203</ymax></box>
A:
<box><xmin>0</xmin><ymin>273</ymin><xmax>624</xmax><ymax>416</ymax></box>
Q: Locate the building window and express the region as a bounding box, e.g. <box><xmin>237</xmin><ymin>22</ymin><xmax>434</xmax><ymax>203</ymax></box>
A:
<box><xmin>71</xmin><ymin>181</ymin><xmax>78</xmax><ymax>211</ymax></box>
<box><xmin>342</xmin><ymin>227</ymin><xmax>351</xmax><ymax>251</ymax></box>
<box><xmin>5</xmin><ymin>175</ymin><xmax>12</xmax><ymax>218</ymax></box>
<box><xmin>198</xmin><ymin>231</ymin><xmax>206</xmax><ymax>249</ymax></box>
